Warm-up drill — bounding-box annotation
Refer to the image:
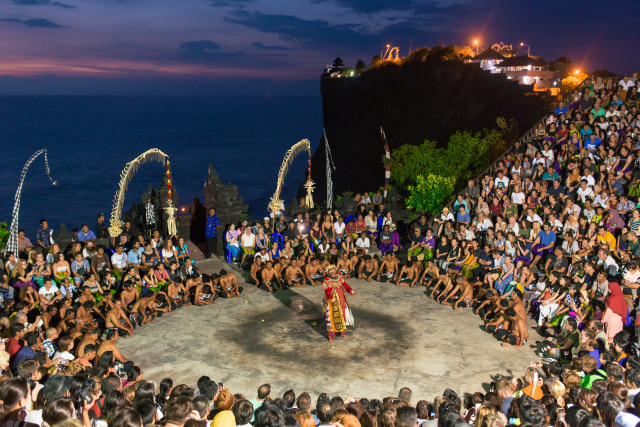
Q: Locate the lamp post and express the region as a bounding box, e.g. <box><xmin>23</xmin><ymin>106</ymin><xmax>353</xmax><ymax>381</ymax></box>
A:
<box><xmin>520</xmin><ymin>42</ymin><xmax>531</xmax><ymax>56</ymax></box>
<box><xmin>381</xmin><ymin>44</ymin><xmax>390</xmax><ymax>58</ymax></box>
<box><xmin>474</xmin><ymin>39</ymin><xmax>478</xmax><ymax>55</ymax></box>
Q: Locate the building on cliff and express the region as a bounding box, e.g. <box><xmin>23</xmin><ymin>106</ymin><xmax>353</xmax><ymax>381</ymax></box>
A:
<box><xmin>494</xmin><ymin>55</ymin><xmax>558</xmax><ymax>89</ymax></box>
<box><xmin>469</xmin><ymin>48</ymin><xmax>506</xmax><ymax>73</ymax></box>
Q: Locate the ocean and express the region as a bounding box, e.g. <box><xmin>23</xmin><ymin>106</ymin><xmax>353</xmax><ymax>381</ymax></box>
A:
<box><xmin>0</xmin><ymin>95</ymin><xmax>322</xmax><ymax>240</ymax></box>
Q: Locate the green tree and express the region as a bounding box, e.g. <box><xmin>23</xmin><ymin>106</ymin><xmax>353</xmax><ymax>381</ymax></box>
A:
<box><xmin>355</xmin><ymin>59</ymin><xmax>366</xmax><ymax>75</ymax></box>
<box><xmin>406</xmin><ymin>174</ymin><xmax>455</xmax><ymax>214</ymax></box>
<box><xmin>342</xmin><ymin>67</ymin><xmax>355</xmax><ymax>77</ymax></box>
<box><xmin>390</xmin><ymin>128</ymin><xmax>510</xmax><ymax>199</ymax></box>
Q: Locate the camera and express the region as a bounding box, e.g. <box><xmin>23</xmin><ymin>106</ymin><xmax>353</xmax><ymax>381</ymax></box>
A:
<box><xmin>77</xmin><ymin>381</ymin><xmax>95</xmax><ymax>404</ymax></box>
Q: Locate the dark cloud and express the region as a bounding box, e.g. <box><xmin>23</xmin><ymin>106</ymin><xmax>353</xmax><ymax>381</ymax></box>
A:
<box><xmin>310</xmin><ymin>0</ymin><xmax>432</xmax><ymax>14</ymax></box>
<box><xmin>206</xmin><ymin>0</ymin><xmax>252</xmax><ymax>8</ymax></box>
<box><xmin>226</xmin><ymin>11</ymin><xmax>374</xmax><ymax>49</ymax></box>
<box><xmin>0</xmin><ymin>17</ymin><xmax>64</xmax><ymax>27</ymax></box>
<box><xmin>252</xmin><ymin>41</ymin><xmax>288</xmax><ymax>50</ymax></box>
<box><xmin>179</xmin><ymin>40</ymin><xmax>222</xmax><ymax>52</ymax></box>
<box><xmin>177</xmin><ymin>40</ymin><xmax>243</xmax><ymax>62</ymax></box>
<box><xmin>13</xmin><ymin>0</ymin><xmax>75</xmax><ymax>9</ymax></box>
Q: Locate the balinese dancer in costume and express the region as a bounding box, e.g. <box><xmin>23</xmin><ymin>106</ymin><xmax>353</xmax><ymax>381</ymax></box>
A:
<box><xmin>322</xmin><ymin>265</ymin><xmax>356</xmax><ymax>342</ymax></box>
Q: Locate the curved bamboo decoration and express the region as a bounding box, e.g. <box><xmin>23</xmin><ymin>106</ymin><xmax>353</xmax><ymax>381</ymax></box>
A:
<box><xmin>108</xmin><ymin>148</ymin><xmax>169</xmax><ymax>237</ymax></box>
<box><xmin>270</xmin><ymin>139</ymin><xmax>314</xmax><ymax>214</ymax></box>
<box><xmin>5</xmin><ymin>149</ymin><xmax>57</xmax><ymax>255</ymax></box>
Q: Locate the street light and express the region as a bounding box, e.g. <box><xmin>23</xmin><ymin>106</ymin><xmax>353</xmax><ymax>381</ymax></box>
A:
<box><xmin>474</xmin><ymin>39</ymin><xmax>478</xmax><ymax>55</ymax></box>
<box><xmin>520</xmin><ymin>42</ymin><xmax>530</xmax><ymax>56</ymax></box>
<box><xmin>381</xmin><ymin>44</ymin><xmax>390</xmax><ymax>58</ymax></box>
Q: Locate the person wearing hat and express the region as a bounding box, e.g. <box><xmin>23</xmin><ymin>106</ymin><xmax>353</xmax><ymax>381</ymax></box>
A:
<box><xmin>438</xmin><ymin>207</ymin><xmax>454</xmax><ymax>225</ymax></box>
<box><xmin>322</xmin><ymin>265</ymin><xmax>356</xmax><ymax>342</ymax></box>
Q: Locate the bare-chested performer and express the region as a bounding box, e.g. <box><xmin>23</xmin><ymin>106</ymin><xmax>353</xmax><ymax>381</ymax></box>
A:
<box><xmin>397</xmin><ymin>261</ymin><xmax>419</xmax><ymax>287</ymax></box>
<box><xmin>260</xmin><ymin>260</ymin><xmax>281</xmax><ymax>291</ymax></box>
<box><xmin>377</xmin><ymin>252</ymin><xmax>397</xmax><ymax>284</ymax></box>
<box><xmin>351</xmin><ymin>250</ymin><xmax>363</xmax><ymax>273</ymax></box>
<box><xmin>185</xmin><ymin>271</ymin><xmax>202</xmax><ymax>294</ymax></box>
<box><xmin>247</xmin><ymin>257</ymin><xmax>264</xmax><ymax>288</ymax></box>
<box><xmin>275</xmin><ymin>258</ymin><xmax>287</xmax><ymax>284</ymax></box>
<box><xmin>105</xmin><ymin>299</ymin><xmax>135</xmax><ymax>337</ymax></box>
<box><xmin>411</xmin><ymin>255</ymin><xmax>424</xmax><ymax>277</ymax></box>
<box><xmin>305</xmin><ymin>257</ymin><xmax>324</xmax><ymax>286</ymax></box>
<box><xmin>473</xmin><ymin>288</ymin><xmax>499</xmax><ymax>318</ymax></box>
<box><xmin>130</xmin><ymin>293</ymin><xmax>155</xmax><ymax>326</ymax></box>
<box><xmin>97</xmin><ymin>329</ymin><xmax>134</xmax><ymax>371</ymax></box>
<box><xmin>75</xmin><ymin>300</ymin><xmax>105</xmax><ymax>329</ymax></box>
<box><xmin>285</xmin><ymin>259</ymin><xmax>306</xmax><ymax>288</ymax></box>
<box><xmin>431</xmin><ymin>271</ymin><xmax>454</xmax><ymax>301</ymax></box>
<box><xmin>167</xmin><ymin>278</ymin><xmax>188</xmax><ymax>309</ymax></box>
<box><xmin>76</xmin><ymin>328</ymin><xmax>101</xmax><ymax>358</ymax></box>
<box><xmin>219</xmin><ymin>269</ymin><xmax>242</xmax><ymax>297</ymax></box>
<box><xmin>337</xmin><ymin>252</ymin><xmax>353</xmax><ymax>278</ymax></box>
<box><xmin>119</xmin><ymin>280</ymin><xmax>140</xmax><ymax>313</ymax></box>
<box><xmin>194</xmin><ymin>280</ymin><xmax>216</xmax><ymax>306</ymax></box>
<box><xmin>78</xmin><ymin>286</ymin><xmax>95</xmax><ymax>306</ymax></box>
<box><xmin>357</xmin><ymin>255</ymin><xmax>378</xmax><ymax>281</ymax></box>
<box><xmin>499</xmin><ymin>289</ymin><xmax>529</xmax><ymax>346</ymax></box>
<box><xmin>496</xmin><ymin>307</ymin><xmax>528</xmax><ymax>347</ymax></box>
<box><xmin>420</xmin><ymin>259</ymin><xmax>441</xmax><ymax>288</ymax></box>
<box><xmin>442</xmin><ymin>275</ymin><xmax>474</xmax><ymax>309</ymax></box>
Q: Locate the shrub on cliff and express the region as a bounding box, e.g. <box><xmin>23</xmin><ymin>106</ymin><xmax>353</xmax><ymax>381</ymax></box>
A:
<box><xmin>390</xmin><ymin>129</ymin><xmax>504</xmax><ymax>192</ymax></box>
<box><xmin>406</xmin><ymin>174</ymin><xmax>455</xmax><ymax>214</ymax></box>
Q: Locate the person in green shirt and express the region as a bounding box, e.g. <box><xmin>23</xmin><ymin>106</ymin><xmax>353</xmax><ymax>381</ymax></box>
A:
<box><xmin>580</xmin><ymin>354</ymin><xmax>606</xmax><ymax>388</ymax></box>
<box><xmin>248</xmin><ymin>383</ymin><xmax>271</xmax><ymax>423</ymax></box>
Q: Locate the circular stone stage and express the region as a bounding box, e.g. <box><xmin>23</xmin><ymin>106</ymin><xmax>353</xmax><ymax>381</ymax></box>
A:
<box><xmin>118</xmin><ymin>279</ymin><xmax>542</xmax><ymax>400</ymax></box>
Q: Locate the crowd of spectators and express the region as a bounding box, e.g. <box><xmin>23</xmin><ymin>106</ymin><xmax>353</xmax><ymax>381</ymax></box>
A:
<box><xmin>4</xmin><ymin>357</ymin><xmax>640</xmax><ymax>427</ymax></box>
<box><xmin>405</xmin><ymin>74</ymin><xmax>640</xmax><ymax>351</ymax></box>
<box><xmin>3</xmin><ymin>74</ymin><xmax>640</xmax><ymax>427</ymax></box>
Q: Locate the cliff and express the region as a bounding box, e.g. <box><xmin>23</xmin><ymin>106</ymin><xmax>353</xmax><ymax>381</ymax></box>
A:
<box><xmin>304</xmin><ymin>57</ymin><xmax>549</xmax><ymax>202</ymax></box>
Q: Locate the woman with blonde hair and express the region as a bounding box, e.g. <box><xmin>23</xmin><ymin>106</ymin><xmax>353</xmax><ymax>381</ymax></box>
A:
<box><xmin>550</xmin><ymin>380</ymin><xmax>566</xmax><ymax>407</ymax></box>
<box><xmin>475</xmin><ymin>404</ymin><xmax>497</xmax><ymax>427</ymax></box>
<box><xmin>11</xmin><ymin>259</ymin><xmax>37</xmax><ymax>291</ymax></box>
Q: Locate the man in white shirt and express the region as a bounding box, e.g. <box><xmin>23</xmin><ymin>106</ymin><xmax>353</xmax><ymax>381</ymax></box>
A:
<box><xmin>110</xmin><ymin>245</ymin><xmax>129</xmax><ymax>281</ymax></box>
<box><xmin>241</xmin><ymin>228</ymin><xmax>256</xmax><ymax>265</ymax></box>
<box><xmin>494</xmin><ymin>170</ymin><xmax>510</xmax><ymax>190</ymax></box>
<box><xmin>525</xmin><ymin>208</ymin><xmax>543</xmax><ymax>225</ymax></box>
<box><xmin>355</xmin><ymin>232</ymin><xmax>371</xmax><ymax>254</ymax></box>
<box><xmin>564</xmin><ymin>199</ymin><xmax>581</xmax><ymax>217</ymax></box>
<box><xmin>592</xmin><ymin>191</ymin><xmax>610</xmax><ymax>208</ymax></box>
<box><xmin>475</xmin><ymin>213</ymin><xmax>493</xmax><ymax>232</ymax></box>
<box><xmin>619</xmin><ymin>75</ymin><xmax>636</xmax><ymax>91</ymax></box>
<box><xmin>333</xmin><ymin>217</ymin><xmax>346</xmax><ymax>244</ymax></box>
<box><xmin>577</xmin><ymin>180</ymin><xmax>594</xmax><ymax>203</ymax></box>
<box><xmin>581</xmin><ymin>170</ymin><xmax>596</xmax><ymax>187</ymax></box>
<box><xmin>597</xmin><ymin>248</ymin><xmax>619</xmax><ymax>277</ymax></box>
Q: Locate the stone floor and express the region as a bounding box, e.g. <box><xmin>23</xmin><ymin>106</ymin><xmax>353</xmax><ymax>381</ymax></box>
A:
<box><xmin>118</xmin><ymin>246</ymin><xmax>543</xmax><ymax>402</ymax></box>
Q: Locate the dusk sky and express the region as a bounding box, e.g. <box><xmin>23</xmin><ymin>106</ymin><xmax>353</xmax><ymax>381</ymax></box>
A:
<box><xmin>1</xmin><ymin>0</ymin><xmax>639</xmax><ymax>94</ymax></box>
